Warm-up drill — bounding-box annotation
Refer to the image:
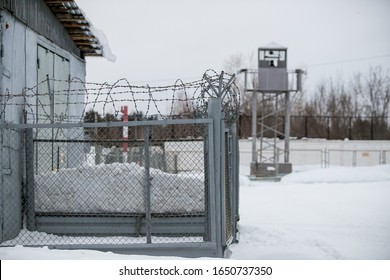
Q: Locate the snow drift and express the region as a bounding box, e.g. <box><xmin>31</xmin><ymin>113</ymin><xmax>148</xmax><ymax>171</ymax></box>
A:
<box><xmin>35</xmin><ymin>162</ymin><xmax>204</xmax><ymax>214</ymax></box>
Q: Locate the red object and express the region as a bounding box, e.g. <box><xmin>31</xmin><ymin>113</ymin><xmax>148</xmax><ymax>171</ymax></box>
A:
<box><xmin>121</xmin><ymin>106</ymin><xmax>128</xmax><ymax>153</ymax></box>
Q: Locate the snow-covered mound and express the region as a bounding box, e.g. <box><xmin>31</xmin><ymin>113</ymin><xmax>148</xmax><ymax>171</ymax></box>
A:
<box><xmin>35</xmin><ymin>163</ymin><xmax>204</xmax><ymax>213</ymax></box>
<box><xmin>281</xmin><ymin>165</ymin><xmax>390</xmax><ymax>184</ymax></box>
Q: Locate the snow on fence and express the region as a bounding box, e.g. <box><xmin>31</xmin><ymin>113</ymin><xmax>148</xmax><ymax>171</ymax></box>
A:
<box><xmin>0</xmin><ymin>71</ymin><xmax>240</xmax><ymax>258</ymax></box>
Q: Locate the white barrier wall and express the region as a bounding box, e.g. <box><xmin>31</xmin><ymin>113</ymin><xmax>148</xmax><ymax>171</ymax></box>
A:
<box><xmin>239</xmin><ymin>139</ymin><xmax>390</xmax><ymax>168</ymax></box>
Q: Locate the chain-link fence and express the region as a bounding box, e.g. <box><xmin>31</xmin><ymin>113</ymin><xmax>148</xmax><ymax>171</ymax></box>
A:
<box><xmin>0</xmin><ymin>71</ymin><xmax>240</xmax><ymax>257</ymax></box>
<box><xmin>238</xmin><ymin>115</ymin><xmax>390</xmax><ymax>140</ymax></box>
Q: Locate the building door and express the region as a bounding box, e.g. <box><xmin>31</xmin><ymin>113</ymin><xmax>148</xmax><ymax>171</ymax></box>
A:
<box><xmin>36</xmin><ymin>45</ymin><xmax>70</xmax><ymax>173</ymax></box>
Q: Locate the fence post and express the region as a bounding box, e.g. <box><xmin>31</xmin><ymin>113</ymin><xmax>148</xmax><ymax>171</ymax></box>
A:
<box><xmin>143</xmin><ymin>126</ymin><xmax>152</xmax><ymax>244</ymax></box>
<box><xmin>208</xmin><ymin>96</ymin><xmax>224</xmax><ymax>257</ymax></box>
<box><xmin>304</xmin><ymin>116</ymin><xmax>308</xmax><ymax>138</ymax></box>
<box><xmin>352</xmin><ymin>150</ymin><xmax>357</xmax><ymax>167</ymax></box>
<box><xmin>25</xmin><ymin>128</ymin><xmax>36</xmax><ymax>230</ymax></box>
<box><xmin>204</xmin><ymin>124</ymin><xmax>211</xmax><ymax>242</ymax></box>
<box><xmin>284</xmin><ymin>91</ymin><xmax>291</xmax><ymax>163</ymax></box>
<box><xmin>0</xmin><ymin>96</ymin><xmax>3</xmax><ymax>243</ymax></box>
<box><xmin>251</xmin><ymin>91</ymin><xmax>257</xmax><ymax>163</ymax></box>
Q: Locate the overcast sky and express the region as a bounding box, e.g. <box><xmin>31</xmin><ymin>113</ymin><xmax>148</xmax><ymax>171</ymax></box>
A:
<box><xmin>77</xmin><ymin>0</ymin><xmax>390</xmax><ymax>92</ymax></box>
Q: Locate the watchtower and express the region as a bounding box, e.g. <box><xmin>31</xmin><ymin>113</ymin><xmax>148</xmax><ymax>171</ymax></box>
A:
<box><xmin>241</xmin><ymin>43</ymin><xmax>303</xmax><ymax>179</ymax></box>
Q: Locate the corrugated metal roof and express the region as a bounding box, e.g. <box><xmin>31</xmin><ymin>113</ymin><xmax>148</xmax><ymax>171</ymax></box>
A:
<box><xmin>44</xmin><ymin>0</ymin><xmax>103</xmax><ymax>57</ymax></box>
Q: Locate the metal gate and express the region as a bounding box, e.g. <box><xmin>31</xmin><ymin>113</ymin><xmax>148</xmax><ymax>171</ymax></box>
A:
<box><xmin>0</xmin><ymin>71</ymin><xmax>240</xmax><ymax>257</ymax></box>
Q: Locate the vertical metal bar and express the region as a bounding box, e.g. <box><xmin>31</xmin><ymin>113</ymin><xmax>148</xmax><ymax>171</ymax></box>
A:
<box><xmin>274</xmin><ymin>94</ymin><xmax>279</xmax><ymax>178</ymax></box>
<box><xmin>0</xmin><ymin>76</ymin><xmax>3</xmax><ymax>242</ymax></box>
<box><xmin>230</xmin><ymin>124</ymin><xmax>239</xmax><ymax>243</ymax></box>
<box><xmin>284</xmin><ymin>91</ymin><xmax>291</xmax><ymax>163</ymax></box>
<box><xmin>56</xmin><ymin>145</ymin><xmax>60</xmax><ymax>170</ymax></box>
<box><xmin>380</xmin><ymin>149</ymin><xmax>386</xmax><ymax>165</ymax></box>
<box><xmin>259</xmin><ymin>93</ymin><xmax>264</xmax><ymax>162</ymax></box>
<box><xmin>94</xmin><ymin>112</ymin><xmax>100</xmax><ymax>165</ymax></box>
<box><xmin>224</xmin><ymin>130</ymin><xmax>231</xmax><ymax>243</ymax></box>
<box><xmin>325</xmin><ymin>149</ymin><xmax>329</xmax><ymax>168</ymax></box>
<box><xmin>274</xmin><ymin>94</ymin><xmax>278</xmax><ymax>162</ymax></box>
<box><xmin>251</xmin><ymin>91</ymin><xmax>257</xmax><ymax>163</ymax></box>
<box><xmin>143</xmin><ymin>126</ymin><xmax>152</xmax><ymax>244</ymax></box>
<box><xmin>203</xmin><ymin>124</ymin><xmax>210</xmax><ymax>241</ymax></box>
<box><xmin>206</xmin><ymin>121</ymin><xmax>216</xmax><ymax>242</ymax></box>
<box><xmin>25</xmin><ymin>128</ymin><xmax>36</xmax><ymax>231</ymax></box>
<box><xmin>0</xmin><ymin>14</ymin><xmax>3</xmax><ymax>94</ymax></box>
<box><xmin>208</xmin><ymin>98</ymin><xmax>224</xmax><ymax>257</ymax></box>
<box><xmin>35</xmin><ymin>118</ymin><xmax>38</xmax><ymax>174</ymax></box>
<box><xmin>305</xmin><ymin>116</ymin><xmax>308</xmax><ymax>138</ymax></box>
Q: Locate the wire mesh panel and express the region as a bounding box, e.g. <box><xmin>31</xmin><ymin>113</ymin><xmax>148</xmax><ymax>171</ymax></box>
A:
<box><xmin>0</xmin><ymin>121</ymin><xmax>211</xmax><ymax>247</ymax></box>
<box><xmin>146</xmin><ymin>123</ymin><xmax>208</xmax><ymax>243</ymax></box>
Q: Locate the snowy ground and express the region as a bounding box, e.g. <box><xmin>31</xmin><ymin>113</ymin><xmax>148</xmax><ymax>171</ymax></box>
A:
<box><xmin>230</xmin><ymin>164</ymin><xmax>390</xmax><ymax>260</ymax></box>
<box><xmin>1</xmin><ymin>163</ymin><xmax>390</xmax><ymax>260</ymax></box>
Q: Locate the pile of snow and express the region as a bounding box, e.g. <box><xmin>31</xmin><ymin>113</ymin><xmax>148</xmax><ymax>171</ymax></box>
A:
<box><xmin>35</xmin><ymin>162</ymin><xmax>204</xmax><ymax>213</ymax></box>
<box><xmin>281</xmin><ymin>165</ymin><xmax>390</xmax><ymax>184</ymax></box>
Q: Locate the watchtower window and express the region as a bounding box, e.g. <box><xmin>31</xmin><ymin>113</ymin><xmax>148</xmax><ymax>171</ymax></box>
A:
<box><xmin>259</xmin><ymin>49</ymin><xmax>287</xmax><ymax>68</ymax></box>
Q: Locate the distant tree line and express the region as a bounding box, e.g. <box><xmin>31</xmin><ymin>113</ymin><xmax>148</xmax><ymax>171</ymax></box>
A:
<box><xmin>223</xmin><ymin>53</ymin><xmax>390</xmax><ymax>140</ymax></box>
<box><xmin>289</xmin><ymin>66</ymin><xmax>390</xmax><ymax>140</ymax></box>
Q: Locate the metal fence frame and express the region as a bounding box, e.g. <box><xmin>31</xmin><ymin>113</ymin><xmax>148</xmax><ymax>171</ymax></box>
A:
<box><xmin>0</xmin><ymin>72</ymin><xmax>240</xmax><ymax>258</ymax></box>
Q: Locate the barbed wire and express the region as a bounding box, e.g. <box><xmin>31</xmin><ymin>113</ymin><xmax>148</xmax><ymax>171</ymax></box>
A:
<box><xmin>0</xmin><ymin>70</ymin><xmax>240</xmax><ymax>126</ymax></box>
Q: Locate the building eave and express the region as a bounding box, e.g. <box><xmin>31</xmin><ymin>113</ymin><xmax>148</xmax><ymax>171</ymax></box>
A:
<box><xmin>44</xmin><ymin>0</ymin><xmax>103</xmax><ymax>57</ymax></box>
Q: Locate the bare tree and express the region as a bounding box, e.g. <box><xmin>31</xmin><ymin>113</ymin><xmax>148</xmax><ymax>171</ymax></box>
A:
<box><xmin>351</xmin><ymin>66</ymin><xmax>390</xmax><ymax>117</ymax></box>
<box><xmin>296</xmin><ymin>66</ymin><xmax>390</xmax><ymax>139</ymax></box>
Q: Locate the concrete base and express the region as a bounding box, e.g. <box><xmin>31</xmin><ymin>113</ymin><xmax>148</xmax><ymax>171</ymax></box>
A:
<box><xmin>250</xmin><ymin>162</ymin><xmax>292</xmax><ymax>178</ymax></box>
